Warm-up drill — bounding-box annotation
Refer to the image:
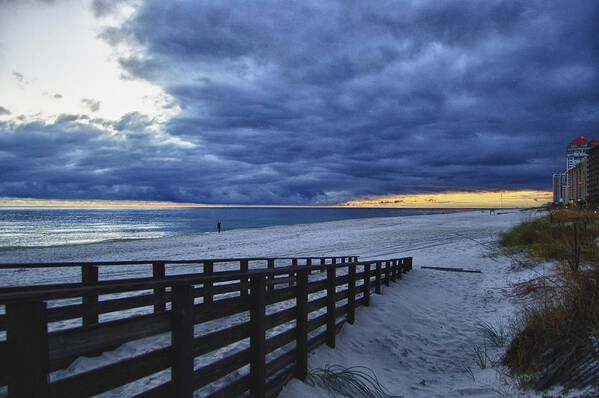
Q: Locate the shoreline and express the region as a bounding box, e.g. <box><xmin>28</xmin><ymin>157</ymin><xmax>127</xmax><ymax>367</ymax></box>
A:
<box><xmin>0</xmin><ymin>209</ymin><xmax>507</xmax><ymax>266</ymax></box>
<box><xmin>0</xmin><ymin>207</ymin><xmax>490</xmax><ymax>253</ymax></box>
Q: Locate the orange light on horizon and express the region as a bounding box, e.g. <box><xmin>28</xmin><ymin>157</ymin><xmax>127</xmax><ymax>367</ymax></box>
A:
<box><xmin>0</xmin><ymin>190</ymin><xmax>553</xmax><ymax>209</ymax></box>
<box><xmin>343</xmin><ymin>190</ymin><xmax>553</xmax><ymax>208</ymax></box>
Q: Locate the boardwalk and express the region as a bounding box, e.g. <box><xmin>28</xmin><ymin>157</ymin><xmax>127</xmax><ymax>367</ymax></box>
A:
<box><xmin>0</xmin><ymin>256</ymin><xmax>412</xmax><ymax>397</ymax></box>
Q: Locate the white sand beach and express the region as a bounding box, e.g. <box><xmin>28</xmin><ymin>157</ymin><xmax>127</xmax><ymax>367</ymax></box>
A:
<box><xmin>1</xmin><ymin>209</ymin><xmax>575</xmax><ymax>397</ymax></box>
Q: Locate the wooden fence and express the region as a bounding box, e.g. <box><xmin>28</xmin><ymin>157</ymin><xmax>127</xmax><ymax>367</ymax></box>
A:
<box><xmin>0</xmin><ymin>256</ymin><xmax>412</xmax><ymax>397</ymax></box>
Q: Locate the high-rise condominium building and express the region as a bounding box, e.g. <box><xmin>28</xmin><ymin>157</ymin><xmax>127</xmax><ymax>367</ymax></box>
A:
<box><xmin>567</xmin><ymin>136</ymin><xmax>599</xmax><ymax>170</ymax></box>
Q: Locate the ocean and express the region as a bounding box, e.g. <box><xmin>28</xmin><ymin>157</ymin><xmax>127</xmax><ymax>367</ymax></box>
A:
<box><xmin>0</xmin><ymin>206</ymin><xmax>470</xmax><ymax>248</ymax></box>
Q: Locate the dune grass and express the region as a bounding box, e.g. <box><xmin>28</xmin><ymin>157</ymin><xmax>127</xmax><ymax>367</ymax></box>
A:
<box><xmin>478</xmin><ymin>320</ymin><xmax>509</xmax><ymax>348</ymax></box>
<box><xmin>306</xmin><ymin>364</ymin><xmax>398</xmax><ymax>398</ymax></box>
<box><xmin>500</xmin><ymin>209</ymin><xmax>599</xmax><ymax>267</ymax></box>
<box><xmin>473</xmin><ymin>344</ymin><xmax>490</xmax><ymax>369</ymax></box>
<box><xmin>499</xmin><ymin>209</ymin><xmax>599</xmax><ymax>390</ymax></box>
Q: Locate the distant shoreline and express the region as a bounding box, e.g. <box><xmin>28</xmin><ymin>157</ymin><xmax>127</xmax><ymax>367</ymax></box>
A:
<box><xmin>0</xmin><ymin>207</ymin><xmax>491</xmax><ymax>250</ymax></box>
<box><xmin>0</xmin><ymin>208</ymin><xmax>504</xmax><ymax>262</ymax></box>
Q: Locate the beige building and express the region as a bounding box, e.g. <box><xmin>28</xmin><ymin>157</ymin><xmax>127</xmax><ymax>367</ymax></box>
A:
<box><xmin>567</xmin><ymin>156</ymin><xmax>588</xmax><ymax>205</ymax></box>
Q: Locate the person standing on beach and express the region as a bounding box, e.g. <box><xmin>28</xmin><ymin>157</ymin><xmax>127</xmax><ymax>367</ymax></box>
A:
<box><xmin>217</xmin><ymin>221</ymin><xmax>221</xmax><ymax>233</ymax></box>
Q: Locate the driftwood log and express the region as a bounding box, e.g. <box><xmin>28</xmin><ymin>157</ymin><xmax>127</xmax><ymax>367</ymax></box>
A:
<box><xmin>421</xmin><ymin>266</ymin><xmax>482</xmax><ymax>273</ymax></box>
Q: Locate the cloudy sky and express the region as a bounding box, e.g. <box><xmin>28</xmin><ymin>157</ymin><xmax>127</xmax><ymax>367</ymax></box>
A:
<box><xmin>0</xmin><ymin>0</ymin><xmax>597</xmax><ymax>206</ymax></box>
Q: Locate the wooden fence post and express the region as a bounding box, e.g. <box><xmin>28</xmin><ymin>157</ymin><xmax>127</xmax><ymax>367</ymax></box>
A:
<box><xmin>171</xmin><ymin>284</ymin><xmax>194</xmax><ymax>398</ymax></box>
<box><xmin>408</xmin><ymin>257</ymin><xmax>413</xmax><ymax>271</ymax></box>
<box><xmin>153</xmin><ymin>262</ymin><xmax>166</xmax><ymax>313</ymax></box>
<box><xmin>326</xmin><ymin>266</ymin><xmax>336</xmax><ymax>348</ymax></box>
<box><xmin>250</xmin><ymin>276</ymin><xmax>266</xmax><ymax>398</ymax></box>
<box><xmin>82</xmin><ymin>265</ymin><xmax>98</xmax><ymax>327</ymax></box>
<box><xmin>396</xmin><ymin>260</ymin><xmax>402</xmax><ymax>280</ymax></box>
<box><xmin>267</xmin><ymin>259</ymin><xmax>275</xmax><ymax>292</ymax></box>
<box><xmin>306</xmin><ymin>258</ymin><xmax>312</xmax><ymax>275</ymax></box>
<box><xmin>385</xmin><ymin>261</ymin><xmax>390</xmax><ymax>286</ymax></box>
<box><xmin>290</xmin><ymin>258</ymin><xmax>298</xmax><ymax>287</ymax></box>
<box><xmin>295</xmin><ymin>269</ymin><xmax>308</xmax><ymax>380</ymax></box>
<box><xmin>375</xmin><ymin>261</ymin><xmax>382</xmax><ymax>294</ymax></box>
<box><xmin>7</xmin><ymin>300</ymin><xmax>49</xmax><ymax>398</ymax></box>
<box><xmin>204</xmin><ymin>261</ymin><xmax>214</xmax><ymax>304</ymax></box>
<box><xmin>391</xmin><ymin>260</ymin><xmax>397</xmax><ymax>283</ymax></box>
<box><xmin>240</xmin><ymin>260</ymin><xmax>249</xmax><ymax>298</ymax></box>
<box><xmin>364</xmin><ymin>263</ymin><xmax>371</xmax><ymax>306</ymax></box>
<box><xmin>348</xmin><ymin>264</ymin><xmax>356</xmax><ymax>324</ymax></box>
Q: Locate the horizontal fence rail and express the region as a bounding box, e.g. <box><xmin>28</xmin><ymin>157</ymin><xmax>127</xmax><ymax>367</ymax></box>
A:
<box><xmin>0</xmin><ymin>256</ymin><xmax>412</xmax><ymax>398</ymax></box>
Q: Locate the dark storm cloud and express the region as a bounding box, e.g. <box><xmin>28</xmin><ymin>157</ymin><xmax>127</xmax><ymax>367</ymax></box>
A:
<box><xmin>0</xmin><ymin>116</ymin><xmax>254</xmax><ymax>203</ymax></box>
<box><xmin>3</xmin><ymin>0</ymin><xmax>599</xmax><ymax>204</ymax></box>
<box><xmin>109</xmin><ymin>112</ymin><xmax>150</xmax><ymax>132</ymax></box>
<box><xmin>0</xmin><ymin>106</ymin><xmax>10</xmax><ymax>115</ymax></box>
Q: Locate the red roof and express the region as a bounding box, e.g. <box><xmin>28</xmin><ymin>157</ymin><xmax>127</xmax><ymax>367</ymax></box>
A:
<box><xmin>569</xmin><ymin>136</ymin><xmax>589</xmax><ymax>146</ymax></box>
<box><xmin>591</xmin><ymin>139</ymin><xmax>599</xmax><ymax>146</ymax></box>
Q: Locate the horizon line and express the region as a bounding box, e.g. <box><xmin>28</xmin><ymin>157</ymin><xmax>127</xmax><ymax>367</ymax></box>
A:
<box><xmin>0</xmin><ymin>190</ymin><xmax>552</xmax><ymax>209</ymax></box>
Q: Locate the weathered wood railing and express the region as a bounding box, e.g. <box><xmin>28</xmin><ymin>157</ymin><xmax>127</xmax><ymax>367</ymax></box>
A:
<box><xmin>0</xmin><ymin>257</ymin><xmax>356</xmax><ymax>330</ymax></box>
<box><xmin>0</xmin><ymin>256</ymin><xmax>412</xmax><ymax>397</ymax></box>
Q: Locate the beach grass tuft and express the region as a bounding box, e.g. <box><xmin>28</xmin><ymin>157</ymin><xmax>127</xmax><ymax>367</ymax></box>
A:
<box><xmin>306</xmin><ymin>364</ymin><xmax>399</xmax><ymax>398</ymax></box>
<box><xmin>473</xmin><ymin>344</ymin><xmax>490</xmax><ymax>369</ymax></box>
<box><xmin>478</xmin><ymin>320</ymin><xmax>509</xmax><ymax>348</ymax></box>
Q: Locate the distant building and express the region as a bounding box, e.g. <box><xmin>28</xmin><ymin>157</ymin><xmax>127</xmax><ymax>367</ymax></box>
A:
<box><xmin>552</xmin><ymin>137</ymin><xmax>598</xmax><ymax>205</ymax></box>
<box><xmin>567</xmin><ymin>157</ymin><xmax>588</xmax><ymax>206</ymax></box>
<box><xmin>587</xmin><ymin>144</ymin><xmax>599</xmax><ymax>207</ymax></box>
<box><xmin>552</xmin><ymin>173</ymin><xmax>568</xmax><ymax>203</ymax></box>
<box><xmin>567</xmin><ymin>136</ymin><xmax>599</xmax><ymax>169</ymax></box>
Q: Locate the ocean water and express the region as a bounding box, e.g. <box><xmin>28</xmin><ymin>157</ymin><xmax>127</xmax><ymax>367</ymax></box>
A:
<box><xmin>0</xmin><ymin>207</ymin><xmax>469</xmax><ymax>248</ymax></box>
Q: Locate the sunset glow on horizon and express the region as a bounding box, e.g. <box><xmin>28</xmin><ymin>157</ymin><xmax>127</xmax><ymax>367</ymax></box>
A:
<box><xmin>0</xmin><ymin>190</ymin><xmax>553</xmax><ymax>209</ymax></box>
<box><xmin>343</xmin><ymin>190</ymin><xmax>553</xmax><ymax>208</ymax></box>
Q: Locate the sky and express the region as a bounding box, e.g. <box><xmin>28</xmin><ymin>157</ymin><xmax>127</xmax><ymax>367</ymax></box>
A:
<box><xmin>0</xmin><ymin>0</ymin><xmax>597</xmax><ymax>207</ymax></box>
